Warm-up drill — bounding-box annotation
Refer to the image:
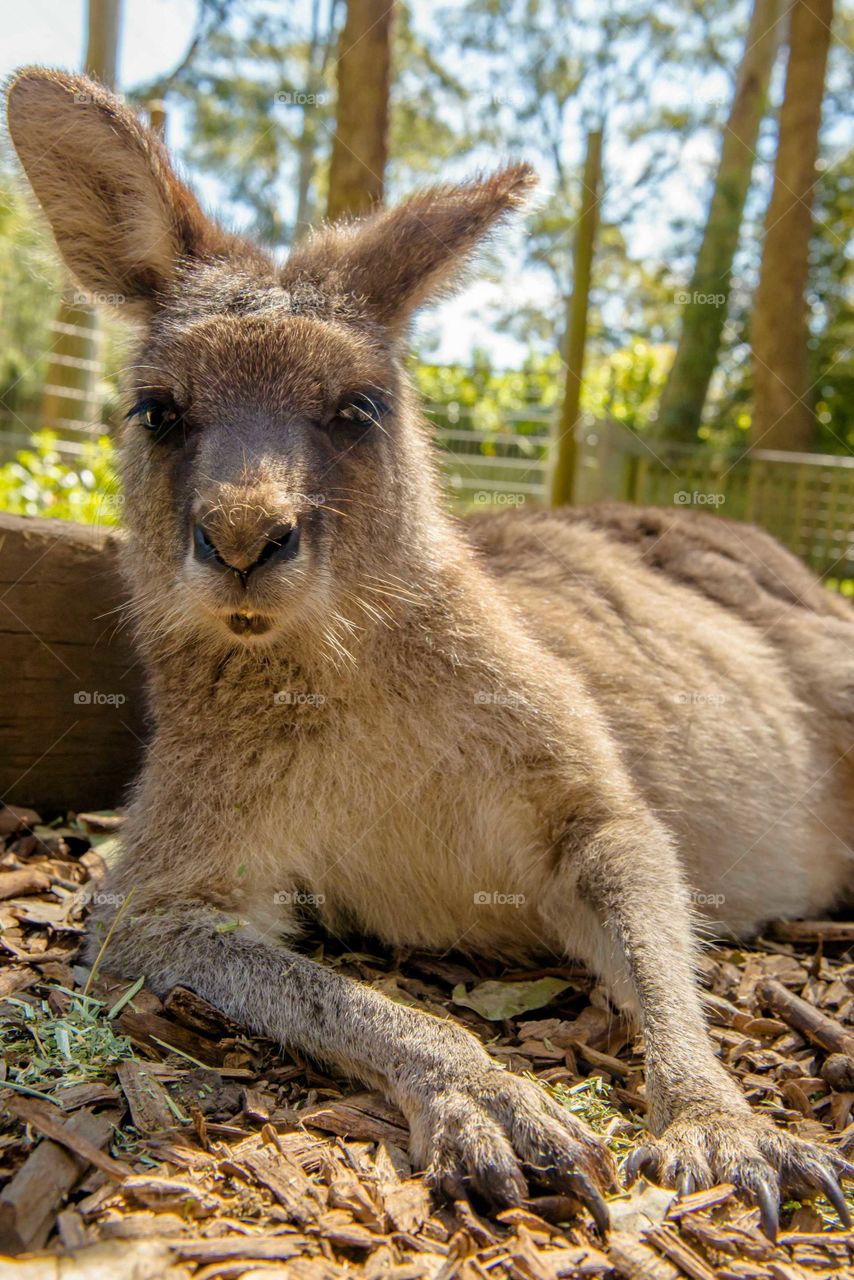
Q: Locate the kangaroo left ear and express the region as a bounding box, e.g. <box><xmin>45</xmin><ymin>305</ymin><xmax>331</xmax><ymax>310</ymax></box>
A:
<box><xmin>6</xmin><ymin>67</ymin><xmax>230</xmax><ymax>316</ymax></box>
<box><xmin>281</xmin><ymin>164</ymin><xmax>537</xmax><ymax>330</ymax></box>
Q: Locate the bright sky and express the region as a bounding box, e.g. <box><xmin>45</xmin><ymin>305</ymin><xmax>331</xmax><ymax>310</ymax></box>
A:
<box><xmin>0</xmin><ymin>0</ymin><xmax>769</xmax><ymax>366</ymax></box>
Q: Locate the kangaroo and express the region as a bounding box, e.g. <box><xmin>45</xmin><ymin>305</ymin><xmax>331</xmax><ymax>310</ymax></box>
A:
<box><xmin>7</xmin><ymin>68</ymin><xmax>853</xmax><ymax>1239</ymax></box>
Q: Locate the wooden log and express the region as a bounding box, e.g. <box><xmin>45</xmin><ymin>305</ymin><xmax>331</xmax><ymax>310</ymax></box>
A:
<box><xmin>0</xmin><ymin>513</ymin><xmax>146</xmax><ymax>812</ymax></box>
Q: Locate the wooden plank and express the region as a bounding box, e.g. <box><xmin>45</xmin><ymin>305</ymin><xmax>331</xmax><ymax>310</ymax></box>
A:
<box><xmin>0</xmin><ymin>513</ymin><xmax>145</xmax><ymax>812</ymax></box>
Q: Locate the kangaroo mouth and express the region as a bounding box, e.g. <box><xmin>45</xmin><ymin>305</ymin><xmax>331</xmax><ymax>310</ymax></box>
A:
<box><xmin>227</xmin><ymin>611</ymin><xmax>273</xmax><ymax>636</ymax></box>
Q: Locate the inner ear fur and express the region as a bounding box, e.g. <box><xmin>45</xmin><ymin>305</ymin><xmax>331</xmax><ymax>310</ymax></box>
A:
<box><xmin>6</xmin><ymin>67</ymin><xmax>228</xmax><ymax>311</ymax></box>
<box><xmin>281</xmin><ymin>163</ymin><xmax>537</xmax><ymax>329</ymax></box>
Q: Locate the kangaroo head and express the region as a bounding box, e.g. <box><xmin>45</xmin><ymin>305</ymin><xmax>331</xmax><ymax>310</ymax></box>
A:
<box><xmin>6</xmin><ymin>68</ymin><xmax>535</xmax><ymax>650</ymax></box>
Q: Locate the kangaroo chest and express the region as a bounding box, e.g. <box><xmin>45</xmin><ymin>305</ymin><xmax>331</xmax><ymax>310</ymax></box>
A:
<box><xmin>247</xmin><ymin>709</ymin><xmax>552</xmax><ymax>954</ymax></box>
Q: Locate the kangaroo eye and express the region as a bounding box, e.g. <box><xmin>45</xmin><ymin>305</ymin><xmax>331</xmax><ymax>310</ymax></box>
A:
<box><xmin>129</xmin><ymin>397</ymin><xmax>181</xmax><ymax>439</ymax></box>
<box><xmin>336</xmin><ymin>392</ymin><xmax>388</xmax><ymax>426</ymax></box>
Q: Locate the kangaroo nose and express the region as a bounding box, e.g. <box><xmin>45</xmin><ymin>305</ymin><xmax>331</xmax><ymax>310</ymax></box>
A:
<box><xmin>193</xmin><ymin>519</ymin><xmax>300</xmax><ymax>580</ymax></box>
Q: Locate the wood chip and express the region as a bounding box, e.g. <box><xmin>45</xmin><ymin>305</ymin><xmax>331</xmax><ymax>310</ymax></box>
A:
<box><xmin>118</xmin><ymin>1008</ymin><xmax>226</xmax><ymax>1065</ymax></box>
<box><xmin>0</xmin><ymin>1107</ymin><xmax>116</xmax><ymax>1253</ymax></box>
<box><xmin>227</xmin><ymin>1143</ymin><xmax>325</xmax><ymax>1226</ymax></box>
<box><xmin>299</xmin><ymin>1093</ymin><xmax>409</xmax><ymax>1144</ymax></box>
<box><xmin>0</xmin><ymin>867</ymin><xmax>52</xmax><ymax>899</ymax></box>
<box><xmin>174</xmin><ymin>1235</ymin><xmax>309</xmax><ymax>1262</ymax></box>
<box><xmin>122</xmin><ymin>1173</ymin><xmax>222</xmax><ymax>1217</ymax></box>
<box><xmin>760</xmin><ymin>977</ymin><xmax>854</xmax><ymax>1058</ymax></box>
<box><xmin>2</xmin><ymin>1094</ymin><xmax>128</xmax><ymax>1180</ymax></box>
<box><xmin>117</xmin><ymin>1058</ymin><xmax>180</xmax><ymax>1134</ymax></box>
<box><xmin>645</xmin><ymin>1225</ymin><xmax>722</xmax><ymax>1280</ymax></box>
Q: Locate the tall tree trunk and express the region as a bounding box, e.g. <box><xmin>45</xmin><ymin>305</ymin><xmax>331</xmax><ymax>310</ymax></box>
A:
<box><xmin>295</xmin><ymin>0</ymin><xmax>340</xmax><ymax>240</ymax></box>
<box><xmin>41</xmin><ymin>0</ymin><xmax>122</xmax><ymax>435</ymax></box>
<box><xmin>751</xmin><ymin>0</ymin><xmax>833</xmax><ymax>450</ymax></box>
<box><xmin>326</xmin><ymin>0</ymin><xmax>395</xmax><ymax>222</ymax></box>
<box><xmin>655</xmin><ymin>0</ymin><xmax>786</xmax><ymax>441</ymax></box>
<box><xmin>551</xmin><ymin>127</ymin><xmax>604</xmax><ymax>507</ymax></box>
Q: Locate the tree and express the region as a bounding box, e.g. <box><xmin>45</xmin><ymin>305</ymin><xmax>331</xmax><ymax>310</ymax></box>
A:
<box><xmin>41</xmin><ymin>0</ymin><xmax>122</xmax><ymax>434</ymax></box>
<box><xmin>135</xmin><ymin>3</ymin><xmax>339</xmax><ymax>246</ymax></box>
<box><xmin>551</xmin><ymin>127</ymin><xmax>604</xmax><ymax>505</ymax></box>
<box><xmin>327</xmin><ymin>0</ymin><xmax>395</xmax><ymax>221</ymax></box>
<box><xmin>751</xmin><ymin>0</ymin><xmax>834</xmax><ymax>450</ymax></box>
<box><xmin>655</xmin><ymin>0</ymin><xmax>785</xmax><ymax>440</ymax></box>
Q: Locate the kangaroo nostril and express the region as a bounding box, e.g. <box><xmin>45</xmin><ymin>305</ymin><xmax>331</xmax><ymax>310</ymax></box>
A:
<box><xmin>193</xmin><ymin>521</ymin><xmax>222</xmax><ymax>564</ymax></box>
<box><xmin>255</xmin><ymin>523</ymin><xmax>299</xmax><ymax>569</ymax></box>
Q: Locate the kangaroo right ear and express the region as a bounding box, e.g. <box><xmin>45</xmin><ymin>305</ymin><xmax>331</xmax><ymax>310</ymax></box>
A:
<box><xmin>6</xmin><ymin>68</ymin><xmax>226</xmax><ymax>315</ymax></box>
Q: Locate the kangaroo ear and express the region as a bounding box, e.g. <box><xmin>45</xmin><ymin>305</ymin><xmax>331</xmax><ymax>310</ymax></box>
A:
<box><xmin>6</xmin><ymin>68</ymin><xmax>227</xmax><ymax>315</ymax></box>
<box><xmin>281</xmin><ymin>164</ymin><xmax>537</xmax><ymax>330</ymax></box>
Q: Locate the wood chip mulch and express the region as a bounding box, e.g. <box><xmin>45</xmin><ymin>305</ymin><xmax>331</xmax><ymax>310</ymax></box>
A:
<box><xmin>1</xmin><ymin>803</ymin><xmax>853</xmax><ymax>1279</ymax></box>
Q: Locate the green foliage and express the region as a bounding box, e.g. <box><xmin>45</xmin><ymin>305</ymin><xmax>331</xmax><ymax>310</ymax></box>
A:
<box><xmin>415</xmin><ymin>341</ymin><xmax>669</xmax><ymax>439</ymax></box>
<box><xmin>0</xmin><ymin>987</ymin><xmax>135</xmax><ymax>1099</ymax></box>
<box><xmin>414</xmin><ymin>351</ymin><xmax>560</xmax><ymax>435</ymax></box>
<box><xmin>0</xmin><ymin>172</ymin><xmax>61</xmax><ymax>415</ymax></box>
<box><xmin>0</xmin><ymin>431</ymin><xmax>119</xmax><ymax>524</ymax></box>
<box><xmin>810</xmin><ymin>151</ymin><xmax>854</xmax><ymax>452</ymax></box>
<box><xmin>582</xmin><ymin>340</ymin><xmax>671</xmax><ymax>432</ymax></box>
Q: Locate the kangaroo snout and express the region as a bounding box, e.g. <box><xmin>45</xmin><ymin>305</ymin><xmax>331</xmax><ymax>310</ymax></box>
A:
<box><xmin>192</xmin><ymin>513</ymin><xmax>300</xmax><ymax>582</ymax></box>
